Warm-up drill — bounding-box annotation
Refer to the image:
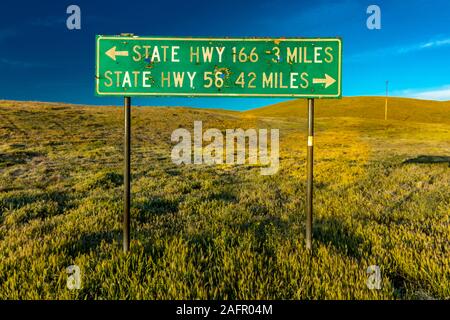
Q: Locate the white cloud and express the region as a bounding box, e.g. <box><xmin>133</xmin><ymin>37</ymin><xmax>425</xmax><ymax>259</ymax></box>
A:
<box><xmin>420</xmin><ymin>38</ymin><xmax>450</xmax><ymax>49</ymax></box>
<box><xmin>392</xmin><ymin>85</ymin><xmax>450</xmax><ymax>101</ymax></box>
<box><xmin>348</xmin><ymin>36</ymin><xmax>450</xmax><ymax>62</ymax></box>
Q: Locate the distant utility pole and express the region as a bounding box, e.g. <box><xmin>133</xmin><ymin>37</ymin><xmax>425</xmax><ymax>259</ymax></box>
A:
<box><xmin>385</xmin><ymin>80</ymin><xmax>389</xmax><ymax>121</ymax></box>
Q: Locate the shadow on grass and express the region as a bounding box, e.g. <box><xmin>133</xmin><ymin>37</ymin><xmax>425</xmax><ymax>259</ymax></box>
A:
<box><xmin>403</xmin><ymin>155</ymin><xmax>450</xmax><ymax>166</ymax></box>
<box><xmin>136</xmin><ymin>196</ymin><xmax>179</xmax><ymax>222</ymax></box>
<box><xmin>0</xmin><ymin>190</ymin><xmax>73</xmax><ymax>225</ymax></box>
<box><xmin>64</xmin><ymin>230</ymin><xmax>121</xmax><ymax>258</ymax></box>
<box><xmin>201</xmin><ymin>189</ymin><xmax>237</xmax><ymax>203</ymax></box>
<box><xmin>239</xmin><ymin>214</ymin><xmax>290</xmax><ymax>256</ymax></box>
<box><xmin>0</xmin><ymin>151</ymin><xmax>43</xmax><ymax>168</ymax></box>
<box><xmin>0</xmin><ymin>190</ymin><xmax>70</xmax><ymax>209</ymax></box>
<box><xmin>313</xmin><ymin>216</ymin><xmax>368</xmax><ymax>261</ymax></box>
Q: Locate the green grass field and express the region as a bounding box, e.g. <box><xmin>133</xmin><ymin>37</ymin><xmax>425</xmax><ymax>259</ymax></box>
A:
<box><xmin>0</xmin><ymin>97</ymin><xmax>449</xmax><ymax>299</ymax></box>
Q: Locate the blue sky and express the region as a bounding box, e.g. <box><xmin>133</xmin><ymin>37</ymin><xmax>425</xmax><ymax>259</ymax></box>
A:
<box><xmin>1</xmin><ymin>0</ymin><xmax>450</xmax><ymax>110</ymax></box>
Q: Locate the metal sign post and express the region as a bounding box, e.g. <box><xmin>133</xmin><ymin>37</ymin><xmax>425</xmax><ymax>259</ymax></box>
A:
<box><xmin>306</xmin><ymin>98</ymin><xmax>314</xmax><ymax>250</ymax></box>
<box><xmin>123</xmin><ymin>96</ymin><xmax>131</xmax><ymax>253</ymax></box>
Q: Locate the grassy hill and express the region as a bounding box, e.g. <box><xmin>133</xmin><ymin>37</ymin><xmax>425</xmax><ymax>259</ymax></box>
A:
<box><xmin>244</xmin><ymin>96</ymin><xmax>450</xmax><ymax>124</ymax></box>
<box><xmin>0</xmin><ymin>98</ymin><xmax>449</xmax><ymax>299</ymax></box>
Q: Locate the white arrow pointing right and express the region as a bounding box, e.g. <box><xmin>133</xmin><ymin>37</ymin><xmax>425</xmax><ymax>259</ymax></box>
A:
<box><xmin>312</xmin><ymin>74</ymin><xmax>336</xmax><ymax>88</ymax></box>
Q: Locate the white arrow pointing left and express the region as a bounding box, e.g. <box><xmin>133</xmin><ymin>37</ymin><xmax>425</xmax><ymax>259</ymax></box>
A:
<box><xmin>105</xmin><ymin>46</ymin><xmax>129</xmax><ymax>61</ymax></box>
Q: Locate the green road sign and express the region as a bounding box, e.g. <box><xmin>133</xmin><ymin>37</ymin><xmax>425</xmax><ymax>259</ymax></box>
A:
<box><xmin>96</xmin><ymin>36</ymin><xmax>342</xmax><ymax>98</ymax></box>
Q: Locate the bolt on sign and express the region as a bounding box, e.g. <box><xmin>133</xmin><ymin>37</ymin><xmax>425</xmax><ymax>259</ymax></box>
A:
<box><xmin>95</xmin><ymin>36</ymin><xmax>342</xmax><ymax>98</ymax></box>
